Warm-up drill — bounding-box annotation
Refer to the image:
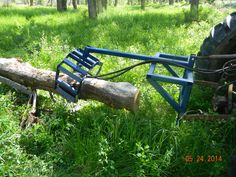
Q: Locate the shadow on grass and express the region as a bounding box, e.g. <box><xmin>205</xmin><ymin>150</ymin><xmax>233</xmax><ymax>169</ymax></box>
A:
<box><xmin>0</xmin><ymin>7</ymin><xmax>58</xmax><ymax>18</ymax></box>
<box><xmin>0</xmin><ymin>6</ymin><xmax>187</xmax><ymax>58</ymax></box>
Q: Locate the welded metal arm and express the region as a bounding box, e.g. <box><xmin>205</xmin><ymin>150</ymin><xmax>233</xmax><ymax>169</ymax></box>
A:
<box><xmin>82</xmin><ymin>46</ymin><xmax>195</xmax><ymax>116</ymax></box>
<box><xmin>84</xmin><ymin>46</ymin><xmax>193</xmax><ymax>67</ymax></box>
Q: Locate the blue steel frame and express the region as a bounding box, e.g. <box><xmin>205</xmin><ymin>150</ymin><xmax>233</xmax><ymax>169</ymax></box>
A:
<box><xmin>55</xmin><ymin>46</ymin><xmax>195</xmax><ymax>117</ymax></box>
<box><xmin>55</xmin><ymin>48</ymin><xmax>102</xmax><ymax>102</ymax></box>
<box><xmin>146</xmin><ymin>53</ymin><xmax>195</xmax><ymax>114</ymax></box>
<box><xmin>82</xmin><ymin>46</ymin><xmax>195</xmax><ymax>115</ymax></box>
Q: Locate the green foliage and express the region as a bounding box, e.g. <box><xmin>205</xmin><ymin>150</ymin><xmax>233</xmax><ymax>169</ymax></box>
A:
<box><xmin>0</xmin><ymin>4</ymin><xmax>236</xmax><ymax>177</ymax></box>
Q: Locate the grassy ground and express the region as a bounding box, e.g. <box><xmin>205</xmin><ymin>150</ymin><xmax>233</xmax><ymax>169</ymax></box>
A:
<box><xmin>0</xmin><ymin>4</ymin><xmax>236</xmax><ymax>177</ymax></box>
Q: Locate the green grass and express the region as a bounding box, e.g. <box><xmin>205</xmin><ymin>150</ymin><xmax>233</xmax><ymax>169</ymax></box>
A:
<box><xmin>0</xmin><ymin>4</ymin><xmax>236</xmax><ymax>177</ymax></box>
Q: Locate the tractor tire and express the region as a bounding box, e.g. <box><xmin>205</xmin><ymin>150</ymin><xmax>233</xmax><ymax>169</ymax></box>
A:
<box><xmin>196</xmin><ymin>12</ymin><xmax>236</xmax><ymax>82</ymax></box>
<box><xmin>196</xmin><ymin>12</ymin><xmax>236</xmax><ymax>177</ymax></box>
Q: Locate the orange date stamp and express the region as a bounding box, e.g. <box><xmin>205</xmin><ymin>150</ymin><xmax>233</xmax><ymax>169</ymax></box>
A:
<box><xmin>184</xmin><ymin>155</ymin><xmax>223</xmax><ymax>163</ymax></box>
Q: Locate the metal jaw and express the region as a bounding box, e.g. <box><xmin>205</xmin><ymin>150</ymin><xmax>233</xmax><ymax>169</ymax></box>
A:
<box><xmin>55</xmin><ymin>48</ymin><xmax>102</xmax><ymax>102</ymax></box>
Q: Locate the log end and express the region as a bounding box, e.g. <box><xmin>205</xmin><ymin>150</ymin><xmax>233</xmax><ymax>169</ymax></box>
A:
<box><xmin>131</xmin><ymin>88</ymin><xmax>140</xmax><ymax>112</ymax></box>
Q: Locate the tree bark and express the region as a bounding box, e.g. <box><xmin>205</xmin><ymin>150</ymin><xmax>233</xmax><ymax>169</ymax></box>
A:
<box><xmin>47</xmin><ymin>0</ymin><xmax>53</xmax><ymax>6</ymax></box>
<box><xmin>30</xmin><ymin>0</ymin><xmax>33</xmax><ymax>6</ymax></box>
<box><xmin>0</xmin><ymin>58</ymin><xmax>140</xmax><ymax>112</ymax></box>
<box><xmin>141</xmin><ymin>0</ymin><xmax>145</xmax><ymax>10</ymax></box>
<box><xmin>169</xmin><ymin>0</ymin><xmax>174</xmax><ymax>5</ymax></box>
<box><xmin>96</xmin><ymin>0</ymin><xmax>103</xmax><ymax>13</ymax></box>
<box><xmin>102</xmin><ymin>0</ymin><xmax>107</xmax><ymax>10</ymax></box>
<box><xmin>190</xmin><ymin>0</ymin><xmax>199</xmax><ymax>20</ymax></box>
<box><xmin>128</xmin><ymin>0</ymin><xmax>133</xmax><ymax>5</ymax></box>
<box><xmin>57</xmin><ymin>0</ymin><xmax>67</xmax><ymax>11</ymax></box>
<box><xmin>88</xmin><ymin>0</ymin><xmax>97</xmax><ymax>18</ymax></box>
<box><xmin>114</xmin><ymin>0</ymin><xmax>118</xmax><ymax>6</ymax></box>
<box><xmin>72</xmin><ymin>0</ymin><xmax>77</xmax><ymax>9</ymax></box>
<box><xmin>183</xmin><ymin>114</ymin><xmax>230</xmax><ymax>121</ymax></box>
<box><xmin>3</xmin><ymin>0</ymin><xmax>10</xmax><ymax>6</ymax></box>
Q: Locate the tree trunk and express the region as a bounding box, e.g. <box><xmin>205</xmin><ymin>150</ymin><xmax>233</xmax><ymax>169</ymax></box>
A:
<box><xmin>96</xmin><ymin>0</ymin><xmax>103</xmax><ymax>13</ymax></box>
<box><xmin>88</xmin><ymin>0</ymin><xmax>97</xmax><ymax>18</ymax></box>
<box><xmin>47</xmin><ymin>0</ymin><xmax>53</xmax><ymax>6</ymax></box>
<box><xmin>190</xmin><ymin>0</ymin><xmax>199</xmax><ymax>20</ymax></box>
<box><xmin>169</xmin><ymin>0</ymin><xmax>174</xmax><ymax>5</ymax></box>
<box><xmin>141</xmin><ymin>0</ymin><xmax>145</xmax><ymax>10</ymax></box>
<box><xmin>114</xmin><ymin>0</ymin><xmax>118</xmax><ymax>6</ymax></box>
<box><xmin>57</xmin><ymin>0</ymin><xmax>67</xmax><ymax>11</ymax></box>
<box><xmin>102</xmin><ymin>0</ymin><xmax>107</xmax><ymax>10</ymax></box>
<box><xmin>0</xmin><ymin>58</ymin><xmax>140</xmax><ymax>112</ymax></box>
<box><xmin>128</xmin><ymin>0</ymin><xmax>133</xmax><ymax>5</ymax></box>
<box><xmin>30</xmin><ymin>0</ymin><xmax>33</xmax><ymax>6</ymax></box>
<box><xmin>3</xmin><ymin>0</ymin><xmax>9</xmax><ymax>6</ymax></box>
<box><xmin>72</xmin><ymin>0</ymin><xmax>77</xmax><ymax>9</ymax></box>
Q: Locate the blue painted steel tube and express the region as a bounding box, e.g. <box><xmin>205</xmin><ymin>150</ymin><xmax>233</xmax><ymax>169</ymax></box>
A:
<box><xmin>84</xmin><ymin>46</ymin><xmax>192</xmax><ymax>67</ymax></box>
<box><xmin>147</xmin><ymin>75</ymin><xmax>182</xmax><ymax>113</ymax></box>
<box><xmin>83</xmin><ymin>46</ymin><xmax>196</xmax><ymax>115</ymax></box>
<box><xmin>55</xmin><ymin>46</ymin><xmax>196</xmax><ymax>117</ymax></box>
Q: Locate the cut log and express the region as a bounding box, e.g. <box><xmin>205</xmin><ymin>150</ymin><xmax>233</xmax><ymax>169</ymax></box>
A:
<box><xmin>0</xmin><ymin>58</ymin><xmax>140</xmax><ymax>112</ymax></box>
<box><xmin>81</xmin><ymin>78</ymin><xmax>140</xmax><ymax>112</ymax></box>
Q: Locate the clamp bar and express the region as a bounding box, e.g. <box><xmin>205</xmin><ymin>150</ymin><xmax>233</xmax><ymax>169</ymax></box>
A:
<box><xmin>82</xmin><ymin>46</ymin><xmax>195</xmax><ymax>115</ymax></box>
<box><xmin>84</xmin><ymin>46</ymin><xmax>192</xmax><ymax>67</ymax></box>
<box><xmin>55</xmin><ymin>48</ymin><xmax>102</xmax><ymax>103</ymax></box>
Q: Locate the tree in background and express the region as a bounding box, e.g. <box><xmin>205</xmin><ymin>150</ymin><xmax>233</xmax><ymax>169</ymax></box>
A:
<box><xmin>88</xmin><ymin>0</ymin><xmax>97</xmax><ymax>18</ymax></box>
<box><xmin>102</xmin><ymin>0</ymin><xmax>107</xmax><ymax>10</ymax></box>
<box><xmin>190</xmin><ymin>0</ymin><xmax>199</xmax><ymax>20</ymax></box>
<box><xmin>30</xmin><ymin>0</ymin><xmax>33</xmax><ymax>6</ymax></box>
<box><xmin>114</xmin><ymin>0</ymin><xmax>118</xmax><ymax>6</ymax></box>
<box><xmin>88</xmin><ymin>0</ymin><xmax>107</xmax><ymax>18</ymax></box>
<box><xmin>23</xmin><ymin>0</ymin><xmax>29</xmax><ymax>5</ymax></box>
<box><xmin>127</xmin><ymin>0</ymin><xmax>133</xmax><ymax>5</ymax></box>
<box><xmin>96</xmin><ymin>0</ymin><xmax>103</xmax><ymax>13</ymax></box>
<box><xmin>47</xmin><ymin>0</ymin><xmax>53</xmax><ymax>6</ymax></box>
<box><xmin>141</xmin><ymin>0</ymin><xmax>145</xmax><ymax>9</ymax></box>
<box><xmin>72</xmin><ymin>0</ymin><xmax>77</xmax><ymax>9</ymax></box>
<box><xmin>169</xmin><ymin>0</ymin><xmax>174</xmax><ymax>5</ymax></box>
<box><xmin>3</xmin><ymin>0</ymin><xmax>11</xmax><ymax>6</ymax></box>
<box><xmin>57</xmin><ymin>0</ymin><xmax>67</xmax><ymax>11</ymax></box>
<box><xmin>1</xmin><ymin>0</ymin><xmax>197</xmax><ymax>19</ymax></box>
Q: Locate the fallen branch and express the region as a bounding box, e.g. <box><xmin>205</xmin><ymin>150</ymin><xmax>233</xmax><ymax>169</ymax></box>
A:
<box><xmin>20</xmin><ymin>90</ymin><xmax>40</xmax><ymax>129</ymax></box>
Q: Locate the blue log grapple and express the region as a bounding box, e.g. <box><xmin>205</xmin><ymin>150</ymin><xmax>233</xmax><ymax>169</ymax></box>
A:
<box><xmin>55</xmin><ymin>48</ymin><xmax>102</xmax><ymax>102</ymax></box>
<box><xmin>55</xmin><ymin>46</ymin><xmax>196</xmax><ymax>120</ymax></box>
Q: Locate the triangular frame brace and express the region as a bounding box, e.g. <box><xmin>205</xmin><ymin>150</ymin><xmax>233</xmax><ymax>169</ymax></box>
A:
<box><xmin>146</xmin><ymin>53</ymin><xmax>195</xmax><ymax>115</ymax></box>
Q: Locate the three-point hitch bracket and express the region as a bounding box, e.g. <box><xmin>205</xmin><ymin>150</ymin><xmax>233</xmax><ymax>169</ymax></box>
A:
<box><xmin>55</xmin><ymin>46</ymin><xmax>196</xmax><ymax>124</ymax></box>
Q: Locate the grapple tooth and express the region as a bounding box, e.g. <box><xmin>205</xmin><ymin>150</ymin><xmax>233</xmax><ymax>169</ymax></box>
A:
<box><xmin>55</xmin><ymin>48</ymin><xmax>102</xmax><ymax>102</ymax></box>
